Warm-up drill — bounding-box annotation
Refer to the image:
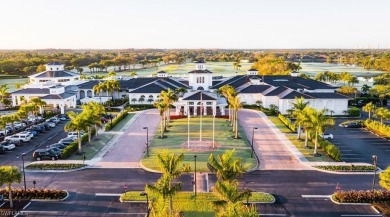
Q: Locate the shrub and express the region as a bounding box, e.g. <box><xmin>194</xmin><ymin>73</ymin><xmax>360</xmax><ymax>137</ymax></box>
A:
<box><xmin>0</xmin><ymin>188</ymin><xmax>67</xmax><ymax>200</ymax></box>
<box><xmin>315</xmin><ymin>165</ymin><xmax>376</xmax><ymax>172</ymax></box>
<box><xmin>170</xmin><ymin>115</ymin><xmax>185</xmax><ymax>120</ymax></box>
<box><xmin>278</xmin><ymin>114</ymin><xmax>296</xmax><ymax>132</ymax></box>
<box><xmin>104</xmin><ymin>110</ymin><xmax>128</xmax><ymax>131</ymax></box>
<box><xmin>317</xmin><ymin>138</ymin><xmax>342</xmax><ymax>162</ymax></box>
<box><xmin>126</xmin><ymin>104</ymin><xmax>155</xmax><ymax>112</ymax></box>
<box><xmin>333</xmin><ymin>190</ymin><xmax>390</xmax><ymax>203</ymax></box>
<box><xmin>365</xmin><ymin>119</ymin><xmax>390</xmax><ymax>138</ymax></box>
<box><xmin>348</xmin><ymin>107</ymin><xmax>361</xmax><ymax>117</ymax></box>
<box><xmin>26</xmin><ymin>163</ymin><xmax>86</xmax><ymax>170</ymax></box>
<box><xmin>61</xmin><ymin>129</ymin><xmax>94</xmax><ymax>159</ymax></box>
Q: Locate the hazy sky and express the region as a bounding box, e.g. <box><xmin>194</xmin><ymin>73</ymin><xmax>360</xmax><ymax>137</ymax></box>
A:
<box><xmin>1</xmin><ymin>0</ymin><xmax>389</xmax><ymax>49</ymax></box>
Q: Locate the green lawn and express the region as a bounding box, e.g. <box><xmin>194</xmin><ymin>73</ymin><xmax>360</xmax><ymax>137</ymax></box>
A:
<box><xmin>142</xmin><ymin>117</ymin><xmax>257</xmax><ymax>172</ymax></box>
<box><xmin>121</xmin><ymin>191</ymin><xmax>274</xmax><ymax>217</ymax></box>
<box><xmin>69</xmin><ymin>133</ymin><xmax>114</xmax><ymax>160</ymax></box>
<box><xmin>268</xmin><ymin>116</ymin><xmax>334</xmax><ymax>162</ymax></box>
<box><xmin>111</xmin><ymin>113</ymin><xmax>135</xmax><ymax>131</ymax></box>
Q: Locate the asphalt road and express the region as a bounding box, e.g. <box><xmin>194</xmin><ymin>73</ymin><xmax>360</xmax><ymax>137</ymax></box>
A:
<box><xmin>0</xmin><ymin>121</ymin><xmax>68</xmax><ymax>167</ymax></box>
<box><xmin>16</xmin><ymin>168</ymin><xmax>381</xmax><ymax>217</ymax></box>
<box><xmin>328</xmin><ymin>119</ymin><xmax>390</xmax><ymax>169</ymax></box>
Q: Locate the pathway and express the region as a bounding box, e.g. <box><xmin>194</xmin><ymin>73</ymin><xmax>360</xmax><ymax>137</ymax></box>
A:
<box><xmin>239</xmin><ymin>109</ymin><xmax>311</xmax><ymax>170</ymax></box>
<box><xmin>93</xmin><ymin>109</ymin><xmax>160</xmax><ymax>168</ymax></box>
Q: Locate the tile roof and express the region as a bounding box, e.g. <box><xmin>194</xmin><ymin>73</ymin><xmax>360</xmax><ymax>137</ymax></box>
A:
<box><xmin>211</xmin><ymin>75</ymin><xmax>245</xmax><ymax>89</ymax></box>
<box><xmin>182</xmin><ymin>91</ymin><xmax>217</xmax><ymax>101</ymax></box>
<box><xmin>264</xmin><ymin>86</ymin><xmax>289</xmax><ymax>96</ymax></box>
<box><xmin>77</xmin><ymin>80</ymin><xmax>101</xmax><ymax>89</ymax></box>
<box><xmin>279</xmin><ymin>91</ymin><xmax>314</xmax><ymax>99</ymax></box>
<box><xmin>34</xmin><ymin>71</ymin><xmax>79</xmax><ymax>78</ymax></box>
<box><xmin>12</xmin><ymin>88</ymin><xmax>50</xmax><ymax>95</ymax></box>
<box><xmin>40</xmin><ymin>92</ymin><xmax>76</xmax><ymax>100</ymax></box>
<box><xmin>128</xmin><ymin>83</ymin><xmax>166</xmax><ymax>94</ymax></box>
<box><xmin>162</xmin><ymin>78</ymin><xmax>189</xmax><ymax>88</ymax></box>
<box><xmin>194</xmin><ymin>60</ymin><xmax>206</xmax><ymax>63</ymax></box>
<box><xmin>188</xmin><ymin>69</ymin><xmax>213</xmax><ymax>74</ymax></box>
<box><xmin>239</xmin><ymin>85</ymin><xmax>271</xmax><ymax>94</ymax></box>
<box><xmin>248</xmin><ymin>68</ymin><xmax>258</xmax><ymax>71</ymax></box>
<box><xmin>263</xmin><ymin>76</ymin><xmax>336</xmax><ymax>90</ymax></box>
<box><xmin>304</xmin><ymin>92</ymin><xmax>350</xmax><ymax>99</ymax></box>
<box><xmin>46</xmin><ymin>62</ymin><xmax>63</xmax><ymax>65</ymax></box>
<box><xmin>157</xmin><ymin>71</ymin><xmax>167</xmax><ymax>74</ymax></box>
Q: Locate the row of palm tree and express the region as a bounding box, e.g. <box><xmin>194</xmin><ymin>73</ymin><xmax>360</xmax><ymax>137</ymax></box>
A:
<box><xmin>218</xmin><ymin>85</ymin><xmax>242</xmax><ymax>139</ymax></box>
<box><xmin>314</xmin><ymin>71</ymin><xmax>359</xmax><ymax>86</ymax></box>
<box><xmin>292</xmin><ymin>97</ymin><xmax>335</xmax><ymax>155</ymax></box>
<box><xmin>64</xmin><ymin>102</ymin><xmax>105</xmax><ymax>153</ymax></box>
<box><xmin>363</xmin><ymin>102</ymin><xmax>390</xmax><ymax>123</ymax></box>
<box><xmin>92</xmin><ymin>80</ymin><xmax>121</xmax><ymax>103</ymax></box>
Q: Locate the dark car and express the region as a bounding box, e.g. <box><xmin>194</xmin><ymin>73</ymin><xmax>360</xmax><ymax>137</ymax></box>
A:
<box><xmin>48</xmin><ymin>143</ymin><xmax>66</xmax><ymax>150</ymax></box>
<box><xmin>31</xmin><ymin>125</ymin><xmax>45</xmax><ymax>133</ymax></box>
<box><xmin>340</xmin><ymin>122</ymin><xmax>362</xmax><ymax>128</ymax></box>
<box><xmin>32</xmin><ymin>149</ymin><xmax>60</xmax><ymax>161</ymax></box>
<box><xmin>59</xmin><ymin>139</ymin><xmax>74</xmax><ymax>146</ymax></box>
<box><xmin>58</xmin><ymin>114</ymin><xmax>69</xmax><ymax>121</ymax></box>
<box><xmin>0</xmin><ymin>144</ymin><xmax>5</xmax><ymax>154</ymax></box>
<box><xmin>39</xmin><ymin>123</ymin><xmax>50</xmax><ymax>131</ymax></box>
<box><xmin>48</xmin><ymin>147</ymin><xmax>62</xmax><ymax>156</ymax></box>
<box><xmin>0</xmin><ymin>194</ymin><xmax>4</xmax><ymax>204</ymax></box>
<box><xmin>26</xmin><ymin>128</ymin><xmax>38</xmax><ymax>136</ymax></box>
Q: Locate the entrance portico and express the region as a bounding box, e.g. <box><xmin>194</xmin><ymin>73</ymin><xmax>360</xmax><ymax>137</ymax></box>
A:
<box><xmin>174</xmin><ymin>91</ymin><xmax>227</xmax><ymax>116</ymax></box>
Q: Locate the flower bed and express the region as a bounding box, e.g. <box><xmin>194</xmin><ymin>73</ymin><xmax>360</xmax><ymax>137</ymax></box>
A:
<box><xmin>315</xmin><ymin>165</ymin><xmax>375</xmax><ymax>172</ymax></box>
<box><xmin>365</xmin><ymin>119</ymin><xmax>390</xmax><ymax>138</ymax></box>
<box><xmin>26</xmin><ymin>163</ymin><xmax>86</xmax><ymax>170</ymax></box>
<box><xmin>333</xmin><ymin>190</ymin><xmax>390</xmax><ymax>203</ymax></box>
<box><xmin>0</xmin><ymin>188</ymin><xmax>67</xmax><ymax>200</ymax></box>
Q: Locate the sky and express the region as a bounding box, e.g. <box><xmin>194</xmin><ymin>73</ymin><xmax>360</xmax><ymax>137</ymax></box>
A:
<box><xmin>1</xmin><ymin>0</ymin><xmax>389</xmax><ymax>49</ymax></box>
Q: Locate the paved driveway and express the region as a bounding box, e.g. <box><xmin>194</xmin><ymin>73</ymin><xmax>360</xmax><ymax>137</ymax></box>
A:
<box><xmin>238</xmin><ymin>109</ymin><xmax>311</xmax><ymax>170</ymax></box>
<box><xmin>94</xmin><ymin>109</ymin><xmax>160</xmax><ymax>168</ymax></box>
<box><xmin>328</xmin><ymin>119</ymin><xmax>390</xmax><ymax>169</ymax></box>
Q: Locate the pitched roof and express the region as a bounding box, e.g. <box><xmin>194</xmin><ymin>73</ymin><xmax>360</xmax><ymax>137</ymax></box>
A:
<box><xmin>279</xmin><ymin>91</ymin><xmax>314</xmax><ymax>99</ymax></box>
<box><xmin>248</xmin><ymin>68</ymin><xmax>258</xmax><ymax>71</ymax></box>
<box><xmin>40</xmin><ymin>92</ymin><xmax>76</xmax><ymax>100</ymax></box>
<box><xmin>304</xmin><ymin>92</ymin><xmax>350</xmax><ymax>99</ymax></box>
<box><xmin>77</xmin><ymin>80</ymin><xmax>101</xmax><ymax>89</ymax></box>
<box><xmin>264</xmin><ymin>86</ymin><xmax>289</xmax><ymax>96</ymax></box>
<box><xmin>182</xmin><ymin>91</ymin><xmax>217</xmax><ymax>101</ymax></box>
<box><xmin>263</xmin><ymin>76</ymin><xmax>336</xmax><ymax>90</ymax></box>
<box><xmin>239</xmin><ymin>85</ymin><xmax>271</xmax><ymax>94</ymax></box>
<box><xmin>157</xmin><ymin>71</ymin><xmax>167</xmax><ymax>74</ymax></box>
<box><xmin>128</xmin><ymin>83</ymin><xmax>166</xmax><ymax>94</ymax></box>
<box><xmin>188</xmin><ymin>69</ymin><xmax>213</xmax><ymax>74</ymax></box>
<box><xmin>46</xmin><ymin>62</ymin><xmax>63</xmax><ymax>66</ymax></box>
<box><xmin>34</xmin><ymin>70</ymin><xmax>79</xmax><ymax>78</ymax></box>
<box><xmin>211</xmin><ymin>75</ymin><xmax>245</xmax><ymax>89</ymax></box>
<box><xmin>194</xmin><ymin>60</ymin><xmax>206</xmax><ymax>63</ymax></box>
<box><xmin>12</xmin><ymin>88</ymin><xmax>50</xmax><ymax>95</ymax></box>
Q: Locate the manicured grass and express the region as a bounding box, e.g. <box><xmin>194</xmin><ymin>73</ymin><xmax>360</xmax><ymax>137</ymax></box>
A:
<box><xmin>69</xmin><ymin>133</ymin><xmax>114</xmax><ymax>160</ymax></box>
<box><xmin>268</xmin><ymin>116</ymin><xmax>334</xmax><ymax>162</ymax></box>
<box><xmin>121</xmin><ymin>191</ymin><xmax>274</xmax><ymax>217</ymax></box>
<box><xmin>111</xmin><ymin>113</ymin><xmax>135</xmax><ymax>131</ymax></box>
<box><xmin>142</xmin><ymin>117</ymin><xmax>257</xmax><ymax>172</ymax></box>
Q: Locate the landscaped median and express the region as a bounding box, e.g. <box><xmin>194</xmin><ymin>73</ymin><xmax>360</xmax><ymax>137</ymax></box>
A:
<box><xmin>120</xmin><ymin>191</ymin><xmax>275</xmax><ymax>216</ymax></box>
<box><xmin>26</xmin><ymin>163</ymin><xmax>86</xmax><ymax>170</ymax></box>
<box><xmin>314</xmin><ymin>165</ymin><xmax>376</xmax><ymax>172</ymax></box>
<box><xmin>0</xmin><ymin>188</ymin><xmax>68</xmax><ymax>201</ymax></box>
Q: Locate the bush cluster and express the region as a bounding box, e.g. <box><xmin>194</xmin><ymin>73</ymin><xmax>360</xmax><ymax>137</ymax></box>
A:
<box><xmin>348</xmin><ymin>107</ymin><xmax>361</xmax><ymax>117</ymax></box>
<box><xmin>307</xmin><ymin>132</ymin><xmax>342</xmax><ymax>161</ymax></box>
<box><xmin>334</xmin><ymin>190</ymin><xmax>390</xmax><ymax>203</ymax></box>
<box><xmin>104</xmin><ymin>110</ymin><xmax>128</xmax><ymax>131</ymax></box>
<box><xmin>365</xmin><ymin>119</ymin><xmax>390</xmax><ymax>138</ymax></box>
<box><xmin>104</xmin><ymin>98</ymin><xmax>129</xmax><ymax>107</ymax></box>
<box><xmin>26</xmin><ymin>163</ymin><xmax>86</xmax><ymax>170</ymax></box>
<box><xmin>61</xmin><ymin>128</ymin><xmax>95</xmax><ymax>159</ymax></box>
<box><xmin>0</xmin><ymin>188</ymin><xmax>67</xmax><ymax>200</ymax></box>
<box><xmin>315</xmin><ymin>165</ymin><xmax>375</xmax><ymax>172</ymax></box>
<box><xmin>126</xmin><ymin>104</ymin><xmax>155</xmax><ymax>112</ymax></box>
<box><xmin>278</xmin><ymin>114</ymin><xmax>296</xmax><ymax>132</ymax></box>
<box><xmin>170</xmin><ymin>115</ymin><xmax>185</xmax><ymax>120</ymax></box>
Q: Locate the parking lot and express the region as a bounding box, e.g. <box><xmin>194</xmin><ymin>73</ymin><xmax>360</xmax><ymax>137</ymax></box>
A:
<box><xmin>0</xmin><ymin>119</ymin><xmax>68</xmax><ymax>167</ymax></box>
<box><xmin>328</xmin><ymin>119</ymin><xmax>390</xmax><ymax>169</ymax></box>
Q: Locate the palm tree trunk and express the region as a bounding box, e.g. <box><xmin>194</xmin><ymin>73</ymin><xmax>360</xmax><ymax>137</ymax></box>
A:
<box><xmin>297</xmin><ymin>124</ymin><xmax>301</xmax><ymax>140</ymax></box>
<box><xmin>95</xmin><ymin>125</ymin><xmax>99</xmax><ymax>137</ymax></box>
<box><xmin>8</xmin><ymin>183</ymin><xmax>13</xmax><ymax>208</ymax></box>
<box><xmin>161</xmin><ymin>116</ymin><xmax>164</xmax><ymax>138</ymax></box>
<box><xmin>88</xmin><ymin>127</ymin><xmax>91</xmax><ymax>143</ymax></box>
<box><xmin>169</xmin><ymin>196</ymin><xmax>173</xmax><ymax>216</ymax></box>
<box><xmin>368</xmin><ymin>111</ymin><xmax>371</xmax><ymax>120</ymax></box>
<box><xmin>235</xmin><ymin>111</ymin><xmax>239</xmax><ymax>139</ymax></box>
<box><xmin>78</xmin><ymin>131</ymin><xmax>82</xmax><ymax>153</ymax></box>
<box><xmin>314</xmin><ymin>132</ymin><xmax>318</xmax><ymax>155</ymax></box>
<box><xmin>167</xmin><ymin>107</ymin><xmax>170</xmax><ymax>126</ymax></box>
<box><xmin>304</xmin><ymin>130</ymin><xmax>309</xmax><ymax>148</ymax></box>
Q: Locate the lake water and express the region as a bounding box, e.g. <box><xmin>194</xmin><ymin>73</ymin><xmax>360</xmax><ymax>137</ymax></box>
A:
<box><xmin>0</xmin><ymin>62</ymin><xmax>386</xmax><ymax>92</ymax></box>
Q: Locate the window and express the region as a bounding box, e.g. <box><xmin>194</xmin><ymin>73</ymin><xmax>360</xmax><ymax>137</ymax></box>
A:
<box><xmin>196</xmin><ymin>77</ymin><xmax>205</xmax><ymax>84</ymax></box>
<box><xmin>58</xmin><ymin>79</ymin><xmax>70</xmax><ymax>82</ymax></box>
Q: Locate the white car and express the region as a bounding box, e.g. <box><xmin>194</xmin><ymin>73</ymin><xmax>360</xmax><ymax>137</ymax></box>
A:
<box><xmin>13</xmin><ymin>121</ymin><xmax>26</xmax><ymax>129</ymax></box>
<box><xmin>320</xmin><ymin>133</ymin><xmax>333</xmax><ymax>140</ymax></box>
<box><xmin>67</xmin><ymin>132</ymin><xmax>85</xmax><ymax>138</ymax></box>
<box><xmin>0</xmin><ymin>141</ymin><xmax>16</xmax><ymax>151</ymax></box>
<box><xmin>5</xmin><ymin>134</ymin><xmax>31</xmax><ymax>143</ymax></box>
<box><xmin>49</xmin><ymin>117</ymin><xmax>60</xmax><ymax>124</ymax></box>
<box><xmin>18</xmin><ymin>131</ymin><xmax>34</xmax><ymax>139</ymax></box>
<box><xmin>46</xmin><ymin>121</ymin><xmax>56</xmax><ymax>128</ymax></box>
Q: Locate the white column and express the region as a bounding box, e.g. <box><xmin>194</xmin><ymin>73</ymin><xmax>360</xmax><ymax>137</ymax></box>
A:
<box><xmin>12</xmin><ymin>96</ymin><xmax>17</xmax><ymax>106</ymax></box>
<box><xmin>60</xmin><ymin>103</ymin><xmax>65</xmax><ymax>114</ymax></box>
<box><xmin>184</xmin><ymin>104</ymin><xmax>188</xmax><ymax>116</ymax></box>
<box><xmin>220</xmin><ymin>106</ymin><xmax>225</xmax><ymax>115</ymax></box>
<box><xmin>203</xmin><ymin>103</ymin><xmax>207</xmax><ymax>116</ymax></box>
<box><xmin>175</xmin><ymin>106</ymin><xmax>180</xmax><ymax>115</ymax></box>
<box><xmin>193</xmin><ymin>103</ymin><xmax>197</xmax><ymax>116</ymax></box>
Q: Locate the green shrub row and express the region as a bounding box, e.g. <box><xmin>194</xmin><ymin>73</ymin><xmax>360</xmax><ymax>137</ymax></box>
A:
<box><xmin>104</xmin><ymin>110</ymin><xmax>128</xmax><ymax>131</ymax></box>
<box><xmin>278</xmin><ymin>114</ymin><xmax>296</xmax><ymax>132</ymax></box>
<box><xmin>365</xmin><ymin>119</ymin><xmax>390</xmax><ymax>138</ymax></box>
<box><xmin>61</xmin><ymin>128</ymin><xmax>96</xmax><ymax>159</ymax></box>
<box><xmin>308</xmin><ymin>132</ymin><xmax>342</xmax><ymax>162</ymax></box>
<box><xmin>348</xmin><ymin>107</ymin><xmax>361</xmax><ymax>117</ymax></box>
<box><xmin>126</xmin><ymin>104</ymin><xmax>155</xmax><ymax>112</ymax></box>
<box><xmin>333</xmin><ymin>190</ymin><xmax>390</xmax><ymax>203</ymax></box>
<box><xmin>0</xmin><ymin>188</ymin><xmax>67</xmax><ymax>200</ymax></box>
<box><xmin>315</xmin><ymin>165</ymin><xmax>376</xmax><ymax>172</ymax></box>
<box><xmin>26</xmin><ymin>163</ymin><xmax>86</xmax><ymax>170</ymax></box>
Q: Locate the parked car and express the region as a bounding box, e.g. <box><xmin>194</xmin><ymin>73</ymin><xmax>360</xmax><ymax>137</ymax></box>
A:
<box><xmin>30</xmin><ymin>125</ymin><xmax>44</xmax><ymax>133</ymax></box>
<box><xmin>0</xmin><ymin>194</ymin><xmax>4</xmax><ymax>204</ymax></box>
<box><xmin>32</xmin><ymin>149</ymin><xmax>61</xmax><ymax>161</ymax></box>
<box><xmin>48</xmin><ymin>147</ymin><xmax>62</xmax><ymax>156</ymax></box>
<box><xmin>26</xmin><ymin>129</ymin><xmax>38</xmax><ymax>136</ymax></box>
<box><xmin>46</xmin><ymin>121</ymin><xmax>56</xmax><ymax>128</ymax></box>
<box><xmin>59</xmin><ymin>138</ymin><xmax>74</xmax><ymax>146</ymax></box>
<box><xmin>49</xmin><ymin>117</ymin><xmax>60</xmax><ymax>124</ymax></box>
<box><xmin>13</xmin><ymin>121</ymin><xmax>26</xmax><ymax>129</ymax></box>
<box><xmin>0</xmin><ymin>141</ymin><xmax>16</xmax><ymax>151</ymax></box>
<box><xmin>48</xmin><ymin>143</ymin><xmax>66</xmax><ymax>150</ymax></box>
<box><xmin>5</xmin><ymin>134</ymin><xmax>31</xmax><ymax>143</ymax></box>
<box><xmin>67</xmin><ymin>132</ymin><xmax>85</xmax><ymax>138</ymax></box>
<box><xmin>319</xmin><ymin>133</ymin><xmax>333</xmax><ymax>140</ymax></box>
<box><xmin>339</xmin><ymin>122</ymin><xmax>362</xmax><ymax>128</ymax></box>
<box><xmin>0</xmin><ymin>144</ymin><xmax>5</xmax><ymax>154</ymax></box>
<box><xmin>58</xmin><ymin>114</ymin><xmax>69</xmax><ymax>121</ymax></box>
<box><xmin>18</xmin><ymin>131</ymin><xmax>34</xmax><ymax>139</ymax></box>
<box><xmin>39</xmin><ymin>123</ymin><xmax>50</xmax><ymax>131</ymax></box>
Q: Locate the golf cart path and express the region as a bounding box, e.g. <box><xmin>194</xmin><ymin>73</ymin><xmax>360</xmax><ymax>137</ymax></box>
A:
<box><xmin>93</xmin><ymin>109</ymin><xmax>160</xmax><ymax>168</ymax></box>
<box><xmin>239</xmin><ymin>109</ymin><xmax>312</xmax><ymax>170</ymax></box>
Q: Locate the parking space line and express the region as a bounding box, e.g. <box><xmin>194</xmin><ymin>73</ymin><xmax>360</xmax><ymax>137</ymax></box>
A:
<box><xmin>108</xmin><ymin>213</ymin><xmax>147</xmax><ymax>215</ymax></box>
<box><xmin>342</xmin><ymin>157</ymin><xmax>365</xmax><ymax>160</ymax></box>
<box><xmin>340</xmin><ymin>215</ymin><xmax>382</xmax><ymax>217</ymax></box>
<box><xmin>341</xmin><ymin>154</ymin><xmax>359</xmax><ymax>156</ymax></box>
<box><xmin>95</xmin><ymin>193</ymin><xmax>122</xmax><ymax>196</ymax></box>
<box><xmin>339</xmin><ymin>150</ymin><xmax>354</xmax><ymax>152</ymax></box>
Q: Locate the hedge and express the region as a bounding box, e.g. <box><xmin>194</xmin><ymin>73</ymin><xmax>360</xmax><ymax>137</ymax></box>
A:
<box><xmin>0</xmin><ymin>188</ymin><xmax>67</xmax><ymax>200</ymax></box>
<box><xmin>348</xmin><ymin>107</ymin><xmax>361</xmax><ymax>117</ymax></box>
<box><xmin>315</xmin><ymin>165</ymin><xmax>376</xmax><ymax>172</ymax></box>
<box><xmin>365</xmin><ymin>119</ymin><xmax>390</xmax><ymax>138</ymax></box>
<box><xmin>126</xmin><ymin>104</ymin><xmax>155</xmax><ymax>112</ymax></box>
<box><xmin>61</xmin><ymin>128</ymin><xmax>96</xmax><ymax>159</ymax></box>
<box><xmin>333</xmin><ymin>190</ymin><xmax>390</xmax><ymax>203</ymax></box>
<box><xmin>308</xmin><ymin>132</ymin><xmax>342</xmax><ymax>162</ymax></box>
<box><xmin>278</xmin><ymin>114</ymin><xmax>296</xmax><ymax>132</ymax></box>
<box><xmin>104</xmin><ymin>110</ymin><xmax>128</xmax><ymax>131</ymax></box>
<box><xmin>26</xmin><ymin>163</ymin><xmax>86</xmax><ymax>170</ymax></box>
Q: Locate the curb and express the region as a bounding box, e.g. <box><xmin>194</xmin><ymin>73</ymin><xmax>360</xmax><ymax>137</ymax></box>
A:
<box><xmin>330</xmin><ymin>194</ymin><xmax>371</xmax><ymax>205</ymax></box>
<box><xmin>30</xmin><ymin>190</ymin><xmax>70</xmax><ymax>202</ymax></box>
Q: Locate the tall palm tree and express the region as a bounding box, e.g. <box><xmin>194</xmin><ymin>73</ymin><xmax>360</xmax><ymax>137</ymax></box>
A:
<box><xmin>374</xmin><ymin>107</ymin><xmax>390</xmax><ymax>124</ymax></box>
<box><xmin>146</xmin><ymin>151</ymin><xmax>189</xmax><ymax>216</ymax></box>
<box><xmin>64</xmin><ymin>111</ymin><xmax>89</xmax><ymax>153</ymax></box>
<box><xmin>29</xmin><ymin>97</ymin><xmax>47</xmax><ymax>115</ymax></box>
<box><xmin>291</xmin><ymin>97</ymin><xmax>309</xmax><ymax>140</ymax></box>
<box><xmin>218</xmin><ymin>85</ymin><xmax>236</xmax><ymax>123</ymax></box>
<box><xmin>307</xmin><ymin>108</ymin><xmax>335</xmax><ymax>155</ymax></box>
<box><xmin>230</xmin><ymin>96</ymin><xmax>242</xmax><ymax>139</ymax></box>
<box><xmin>0</xmin><ymin>84</ymin><xmax>9</xmax><ymax>104</ymax></box>
<box><xmin>0</xmin><ymin>166</ymin><xmax>22</xmax><ymax>208</ymax></box>
<box><xmin>154</xmin><ymin>100</ymin><xmax>168</xmax><ymax>138</ymax></box>
<box><xmin>362</xmin><ymin>102</ymin><xmax>376</xmax><ymax>120</ymax></box>
<box><xmin>207</xmin><ymin>149</ymin><xmax>245</xmax><ymax>182</ymax></box>
<box><xmin>82</xmin><ymin>102</ymin><xmax>105</xmax><ymax>139</ymax></box>
<box><xmin>296</xmin><ymin>107</ymin><xmax>313</xmax><ymax>148</ymax></box>
<box><xmin>174</xmin><ymin>87</ymin><xmax>187</xmax><ymax>97</ymax></box>
<box><xmin>160</xmin><ymin>88</ymin><xmax>178</xmax><ymax>125</ymax></box>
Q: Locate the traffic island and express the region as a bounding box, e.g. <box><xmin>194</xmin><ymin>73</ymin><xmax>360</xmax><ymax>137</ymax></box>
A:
<box><xmin>26</xmin><ymin>163</ymin><xmax>87</xmax><ymax>170</ymax></box>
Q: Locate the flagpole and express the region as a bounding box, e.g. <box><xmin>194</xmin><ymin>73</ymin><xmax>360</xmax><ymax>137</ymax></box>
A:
<box><xmin>200</xmin><ymin>91</ymin><xmax>202</xmax><ymax>142</ymax></box>
<box><xmin>188</xmin><ymin>104</ymin><xmax>190</xmax><ymax>149</ymax></box>
<box><xmin>213</xmin><ymin>114</ymin><xmax>215</xmax><ymax>149</ymax></box>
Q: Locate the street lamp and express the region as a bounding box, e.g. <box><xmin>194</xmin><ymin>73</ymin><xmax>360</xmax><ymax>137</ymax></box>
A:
<box><xmin>372</xmin><ymin>155</ymin><xmax>378</xmax><ymax>191</ymax></box>
<box><xmin>140</xmin><ymin>192</ymin><xmax>149</xmax><ymax>217</ymax></box>
<box><xmin>143</xmin><ymin>127</ymin><xmax>149</xmax><ymax>157</ymax></box>
<box><xmin>251</xmin><ymin>127</ymin><xmax>258</xmax><ymax>158</ymax></box>
<box><xmin>21</xmin><ymin>153</ymin><xmax>26</xmax><ymax>190</ymax></box>
<box><xmin>194</xmin><ymin>155</ymin><xmax>197</xmax><ymax>197</ymax></box>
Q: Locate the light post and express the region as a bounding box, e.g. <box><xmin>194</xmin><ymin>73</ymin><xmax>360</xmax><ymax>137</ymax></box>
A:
<box><xmin>33</xmin><ymin>180</ymin><xmax>36</xmax><ymax>188</ymax></box>
<box><xmin>372</xmin><ymin>155</ymin><xmax>378</xmax><ymax>191</ymax></box>
<box><xmin>143</xmin><ymin>127</ymin><xmax>149</xmax><ymax>157</ymax></box>
<box><xmin>140</xmin><ymin>192</ymin><xmax>149</xmax><ymax>217</ymax></box>
<box><xmin>21</xmin><ymin>153</ymin><xmax>26</xmax><ymax>190</ymax></box>
<box><xmin>251</xmin><ymin>127</ymin><xmax>258</xmax><ymax>158</ymax></box>
<box><xmin>212</xmin><ymin>113</ymin><xmax>216</xmax><ymax>149</ymax></box>
<box><xmin>194</xmin><ymin>155</ymin><xmax>197</xmax><ymax>197</ymax></box>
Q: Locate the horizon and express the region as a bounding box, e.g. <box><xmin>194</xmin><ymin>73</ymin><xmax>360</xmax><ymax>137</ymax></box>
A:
<box><xmin>1</xmin><ymin>0</ymin><xmax>389</xmax><ymax>49</ymax></box>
